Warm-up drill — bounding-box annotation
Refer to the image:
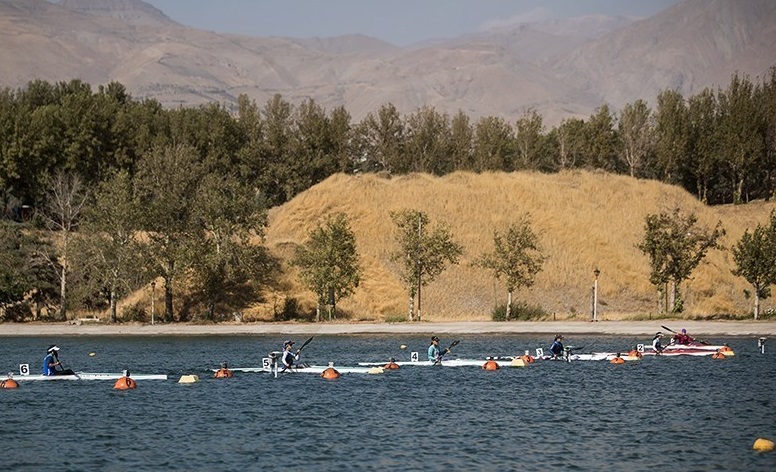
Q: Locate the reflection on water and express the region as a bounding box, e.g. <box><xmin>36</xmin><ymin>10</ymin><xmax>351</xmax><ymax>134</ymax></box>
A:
<box><xmin>0</xmin><ymin>335</ymin><xmax>774</xmax><ymax>471</ymax></box>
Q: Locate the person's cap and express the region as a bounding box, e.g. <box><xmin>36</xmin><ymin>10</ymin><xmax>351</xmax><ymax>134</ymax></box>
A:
<box><xmin>47</xmin><ymin>345</ymin><xmax>60</xmax><ymax>353</ymax></box>
<box><xmin>681</xmin><ymin>329</ymin><xmax>687</xmax><ymax>334</ymax></box>
<box><xmin>655</xmin><ymin>332</ymin><xmax>662</xmax><ymax>336</ymax></box>
<box><xmin>283</xmin><ymin>340</ymin><xmax>295</xmax><ymax>348</ymax></box>
<box><xmin>431</xmin><ymin>336</ymin><xmax>439</xmax><ymax>342</ymax></box>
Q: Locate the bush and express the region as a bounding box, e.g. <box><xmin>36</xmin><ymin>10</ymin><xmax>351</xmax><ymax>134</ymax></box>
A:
<box><xmin>120</xmin><ymin>303</ymin><xmax>147</xmax><ymax>322</ymax></box>
<box><xmin>491</xmin><ymin>302</ymin><xmax>547</xmax><ymax>321</ymax></box>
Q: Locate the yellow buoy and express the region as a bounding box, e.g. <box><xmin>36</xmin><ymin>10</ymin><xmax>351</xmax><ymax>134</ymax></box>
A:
<box><xmin>178</xmin><ymin>374</ymin><xmax>199</xmax><ymax>384</ymax></box>
<box><xmin>367</xmin><ymin>367</ymin><xmax>384</xmax><ymax>375</ymax></box>
<box><xmin>753</xmin><ymin>438</ymin><xmax>775</xmax><ymax>452</ymax></box>
<box><xmin>510</xmin><ymin>358</ymin><xmax>526</xmax><ymax>367</ymax></box>
<box><xmin>400</xmin><ymin>344</ymin><xmax>407</xmax><ymax>350</ymax></box>
<box><xmin>89</xmin><ymin>352</ymin><xmax>96</xmax><ymax>357</ymax></box>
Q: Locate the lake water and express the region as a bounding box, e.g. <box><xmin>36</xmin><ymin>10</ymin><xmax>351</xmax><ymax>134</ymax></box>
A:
<box><xmin>1</xmin><ymin>334</ymin><xmax>774</xmax><ymax>471</ymax></box>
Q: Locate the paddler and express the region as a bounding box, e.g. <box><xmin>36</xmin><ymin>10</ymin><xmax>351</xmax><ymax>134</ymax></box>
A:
<box><xmin>549</xmin><ymin>335</ymin><xmax>565</xmax><ymax>359</ymax></box>
<box><xmin>652</xmin><ymin>332</ymin><xmax>665</xmax><ymax>355</ymax></box>
<box><xmin>672</xmin><ymin>328</ymin><xmax>695</xmax><ymax>345</ymax></box>
<box><xmin>428</xmin><ymin>336</ymin><xmax>449</xmax><ymax>363</ymax></box>
<box><xmin>42</xmin><ymin>345</ymin><xmax>75</xmax><ymax>376</ymax></box>
<box><xmin>281</xmin><ymin>340</ymin><xmax>301</xmax><ymax>372</ymax></box>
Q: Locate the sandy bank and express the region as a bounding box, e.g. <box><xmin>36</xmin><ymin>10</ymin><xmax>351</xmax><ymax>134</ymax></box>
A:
<box><xmin>0</xmin><ymin>320</ymin><xmax>774</xmax><ymax>337</ymax></box>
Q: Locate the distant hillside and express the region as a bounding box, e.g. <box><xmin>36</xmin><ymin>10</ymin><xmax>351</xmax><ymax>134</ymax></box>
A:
<box><xmin>1</xmin><ymin>0</ymin><xmax>774</xmax><ymax>125</ymax></box>
<box><xmin>250</xmin><ymin>171</ymin><xmax>776</xmax><ymax>321</ymax></box>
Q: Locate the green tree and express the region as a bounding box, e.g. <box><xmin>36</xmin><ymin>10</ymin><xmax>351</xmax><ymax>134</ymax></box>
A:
<box><xmin>716</xmin><ymin>73</ymin><xmax>764</xmax><ymax>204</ymax></box>
<box><xmin>476</xmin><ymin>215</ymin><xmax>547</xmax><ymax>320</ymax></box>
<box><xmin>550</xmin><ymin>117</ymin><xmax>586</xmax><ymax>171</ymax></box>
<box><xmin>638</xmin><ymin>207</ymin><xmax>725</xmax><ymax>313</ymax></box>
<box><xmin>292</xmin><ymin>213</ymin><xmax>361</xmax><ymax>321</ymax></box>
<box><xmin>472</xmin><ymin>116</ymin><xmax>514</xmax><ymax>172</ymax></box>
<box><xmin>187</xmin><ymin>172</ymin><xmax>269</xmax><ymax>321</ymax></box>
<box><xmin>403</xmin><ymin>106</ymin><xmax>451</xmax><ymax>175</ymax></box>
<box><xmin>76</xmin><ymin>170</ymin><xmax>141</xmax><ymax>322</ymax></box>
<box><xmin>390</xmin><ymin>210</ymin><xmax>463</xmax><ymax>321</ymax></box>
<box><xmin>686</xmin><ymin>88</ymin><xmax>719</xmax><ymax>203</ymax></box>
<box><xmin>514</xmin><ymin>108</ymin><xmax>545</xmax><ymax>171</ymax></box>
<box><xmin>618</xmin><ymin>99</ymin><xmax>653</xmax><ymax>177</ymax></box>
<box><xmin>653</xmin><ymin>89</ymin><xmax>688</xmax><ymax>185</ymax></box>
<box><xmin>732</xmin><ymin>211</ymin><xmax>776</xmax><ymax>319</ymax></box>
<box><xmin>38</xmin><ymin>172</ymin><xmax>88</xmax><ymax>321</ymax></box>
<box><xmin>0</xmin><ymin>222</ymin><xmax>55</xmax><ymax>321</ymax></box>
<box><xmin>134</xmin><ymin>144</ymin><xmax>202</xmax><ymax>322</ymax></box>
<box><xmin>583</xmin><ymin>104</ymin><xmax>619</xmax><ymax>172</ymax></box>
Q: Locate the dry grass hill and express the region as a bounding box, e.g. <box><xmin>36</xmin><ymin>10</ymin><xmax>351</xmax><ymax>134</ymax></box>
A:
<box><xmin>236</xmin><ymin>171</ymin><xmax>776</xmax><ymax>322</ymax></box>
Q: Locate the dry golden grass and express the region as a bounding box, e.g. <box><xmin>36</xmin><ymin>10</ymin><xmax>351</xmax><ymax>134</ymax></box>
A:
<box><xmin>241</xmin><ymin>170</ymin><xmax>776</xmax><ymax>321</ymax></box>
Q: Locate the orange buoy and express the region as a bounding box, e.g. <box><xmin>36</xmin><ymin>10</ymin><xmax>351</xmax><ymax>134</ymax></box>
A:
<box><xmin>1</xmin><ymin>378</ymin><xmax>19</xmax><ymax>389</ymax></box>
<box><xmin>520</xmin><ymin>355</ymin><xmax>535</xmax><ymax>364</ymax></box>
<box><xmin>719</xmin><ymin>345</ymin><xmax>735</xmax><ymax>356</ymax></box>
<box><xmin>214</xmin><ymin>368</ymin><xmax>234</xmax><ymax>378</ymax></box>
<box><xmin>114</xmin><ymin>376</ymin><xmax>137</xmax><ymax>390</ymax></box>
<box><xmin>627</xmin><ymin>350</ymin><xmax>643</xmax><ymax>359</ymax></box>
<box><xmin>383</xmin><ymin>362</ymin><xmax>400</xmax><ymax>370</ymax></box>
<box><xmin>321</xmin><ymin>367</ymin><xmax>340</xmax><ymax>379</ymax></box>
<box><xmin>610</xmin><ymin>357</ymin><xmax>626</xmax><ymax>364</ymax></box>
<box><xmin>482</xmin><ymin>360</ymin><xmax>499</xmax><ymax>371</ymax></box>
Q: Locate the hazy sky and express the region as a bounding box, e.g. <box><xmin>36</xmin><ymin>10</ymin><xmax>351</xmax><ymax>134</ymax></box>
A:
<box><xmin>145</xmin><ymin>0</ymin><xmax>681</xmax><ymax>46</ymax></box>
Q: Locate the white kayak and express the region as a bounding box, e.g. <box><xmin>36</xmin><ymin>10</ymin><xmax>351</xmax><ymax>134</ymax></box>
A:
<box><xmin>13</xmin><ymin>372</ymin><xmax>168</xmax><ymax>381</ymax></box>
<box><xmin>222</xmin><ymin>364</ymin><xmax>383</xmax><ymax>375</ymax></box>
<box><xmin>359</xmin><ymin>356</ymin><xmax>534</xmax><ymax>367</ymax></box>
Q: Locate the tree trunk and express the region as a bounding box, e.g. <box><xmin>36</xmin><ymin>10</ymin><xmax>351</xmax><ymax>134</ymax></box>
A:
<box><xmin>754</xmin><ymin>286</ymin><xmax>760</xmax><ymax>320</ymax></box>
<box><xmin>316</xmin><ymin>302</ymin><xmax>321</xmax><ymax>322</ymax></box>
<box><xmin>59</xmin><ymin>265</ymin><xmax>67</xmax><ymax>321</ymax></box>
<box><xmin>110</xmin><ymin>289</ymin><xmax>117</xmax><ymax>323</ymax></box>
<box><xmin>164</xmin><ymin>278</ymin><xmax>174</xmax><ymax>322</ymax></box>
<box><xmin>408</xmin><ymin>293</ymin><xmax>414</xmax><ymax>322</ymax></box>
<box><xmin>506</xmin><ymin>290</ymin><xmax>513</xmax><ymax>321</ymax></box>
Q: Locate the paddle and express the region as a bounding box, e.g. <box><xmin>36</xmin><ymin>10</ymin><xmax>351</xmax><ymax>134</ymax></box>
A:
<box><xmin>434</xmin><ymin>340</ymin><xmax>460</xmax><ymax>365</ymax></box>
<box><xmin>661</xmin><ymin>325</ymin><xmax>709</xmax><ymax>345</ymax></box>
<box><xmin>53</xmin><ymin>351</ymin><xmax>78</xmax><ymax>378</ymax></box>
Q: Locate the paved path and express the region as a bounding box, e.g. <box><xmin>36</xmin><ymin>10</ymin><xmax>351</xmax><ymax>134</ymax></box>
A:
<box><xmin>1</xmin><ymin>320</ymin><xmax>774</xmax><ymax>336</ymax></box>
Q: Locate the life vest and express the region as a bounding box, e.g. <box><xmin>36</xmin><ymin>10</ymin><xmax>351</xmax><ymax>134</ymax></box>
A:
<box><xmin>711</xmin><ymin>352</ymin><xmax>726</xmax><ymax>359</ymax></box>
<box><xmin>520</xmin><ymin>355</ymin><xmax>535</xmax><ymax>364</ymax></box>
<box><xmin>382</xmin><ymin>362</ymin><xmax>400</xmax><ymax>370</ymax></box>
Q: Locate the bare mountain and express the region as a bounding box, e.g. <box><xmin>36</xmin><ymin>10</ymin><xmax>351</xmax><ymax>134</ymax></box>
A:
<box><xmin>551</xmin><ymin>0</ymin><xmax>776</xmax><ymax>109</ymax></box>
<box><xmin>1</xmin><ymin>0</ymin><xmax>774</xmax><ymax>125</ymax></box>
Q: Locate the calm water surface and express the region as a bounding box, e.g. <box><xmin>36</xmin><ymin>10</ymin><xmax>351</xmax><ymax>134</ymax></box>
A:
<box><xmin>1</xmin><ymin>335</ymin><xmax>774</xmax><ymax>471</ymax></box>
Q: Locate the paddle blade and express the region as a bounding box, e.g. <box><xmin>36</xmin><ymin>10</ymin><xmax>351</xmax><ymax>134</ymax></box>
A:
<box><xmin>299</xmin><ymin>336</ymin><xmax>315</xmax><ymax>351</ymax></box>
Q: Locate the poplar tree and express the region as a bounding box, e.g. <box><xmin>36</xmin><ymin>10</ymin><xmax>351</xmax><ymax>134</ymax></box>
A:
<box><xmin>476</xmin><ymin>215</ymin><xmax>547</xmax><ymax>320</ymax></box>
<box><xmin>732</xmin><ymin>211</ymin><xmax>776</xmax><ymax>319</ymax></box>
<box><xmin>292</xmin><ymin>213</ymin><xmax>361</xmax><ymax>321</ymax></box>
<box><xmin>391</xmin><ymin>210</ymin><xmax>463</xmax><ymax>321</ymax></box>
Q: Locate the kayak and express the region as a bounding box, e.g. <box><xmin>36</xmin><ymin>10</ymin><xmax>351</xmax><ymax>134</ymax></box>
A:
<box><xmin>13</xmin><ymin>372</ymin><xmax>168</xmax><ymax>381</ymax></box>
<box><xmin>359</xmin><ymin>356</ymin><xmax>535</xmax><ymax>367</ymax></box>
<box><xmin>639</xmin><ymin>342</ymin><xmax>734</xmax><ymax>356</ymax></box>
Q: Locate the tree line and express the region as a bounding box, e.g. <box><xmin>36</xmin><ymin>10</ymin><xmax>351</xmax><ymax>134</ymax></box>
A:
<box><xmin>2</xmin><ymin>70</ymin><xmax>776</xmax><ymax>321</ymax></box>
<box><xmin>2</xmin><ymin>69</ymin><xmax>776</xmax><ymax>214</ymax></box>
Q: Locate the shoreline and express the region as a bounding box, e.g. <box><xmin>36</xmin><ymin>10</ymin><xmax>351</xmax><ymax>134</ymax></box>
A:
<box><xmin>1</xmin><ymin>320</ymin><xmax>775</xmax><ymax>337</ymax></box>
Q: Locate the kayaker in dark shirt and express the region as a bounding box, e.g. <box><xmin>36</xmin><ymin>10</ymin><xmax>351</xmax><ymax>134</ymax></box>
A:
<box><xmin>549</xmin><ymin>335</ymin><xmax>565</xmax><ymax>359</ymax></box>
<box><xmin>281</xmin><ymin>340</ymin><xmax>300</xmax><ymax>371</ymax></box>
<box><xmin>652</xmin><ymin>332</ymin><xmax>665</xmax><ymax>354</ymax></box>
<box><xmin>42</xmin><ymin>345</ymin><xmax>75</xmax><ymax>376</ymax></box>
